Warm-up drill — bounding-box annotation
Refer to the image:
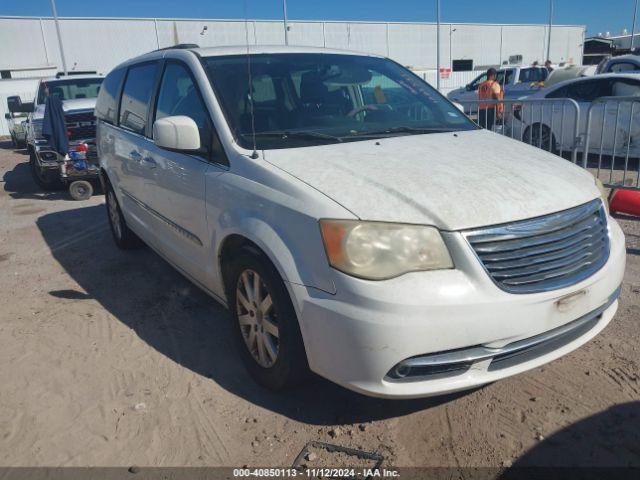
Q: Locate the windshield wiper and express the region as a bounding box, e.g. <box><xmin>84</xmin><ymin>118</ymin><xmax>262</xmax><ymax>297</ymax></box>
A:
<box><xmin>240</xmin><ymin>131</ymin><xmax>343</xmax><ymax>143</ymax></box>
<box><xmin>347</xmin><ymin>126</ymin><xmax>463</xmax><ymax>137</ymax></box>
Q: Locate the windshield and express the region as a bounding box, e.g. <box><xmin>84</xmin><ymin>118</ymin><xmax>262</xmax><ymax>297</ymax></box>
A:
<box><xmin>202</xmin><ymin>53</ymin><xmax>476</xmax><ymax>149</ymax></box>
<box><xmin>37</xmin><ymin>78</ymin><xmax>104</xmax><ymax>104</ymax></box>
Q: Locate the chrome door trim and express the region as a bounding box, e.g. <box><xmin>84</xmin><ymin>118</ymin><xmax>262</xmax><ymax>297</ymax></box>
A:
<box><xmin>120</xmin><ymin>188</ymin><xmax>203</xmax><ymax>247</ymax></box>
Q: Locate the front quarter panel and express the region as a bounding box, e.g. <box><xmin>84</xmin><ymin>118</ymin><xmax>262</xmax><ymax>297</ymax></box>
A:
<box><xmin>206</xmin><ymin>153</ymin><xmax>355</xmax><ymax>299</ymax></box>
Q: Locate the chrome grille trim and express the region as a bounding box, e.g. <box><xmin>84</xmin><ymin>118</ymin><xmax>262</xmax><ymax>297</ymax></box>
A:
<box><xmin>464</xmin><ymin>200</ymin><xmax>610</xmax><ymax>294</ymax></box>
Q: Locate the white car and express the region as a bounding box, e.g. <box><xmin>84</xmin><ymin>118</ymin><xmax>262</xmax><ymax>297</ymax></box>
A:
<box><xmin>97</xmin><ymin>45</ymin><xmax>625</xmax><ymax>399</ymax></box>
<box><xmin>596</xmin><ymin>54</ymin><xmax>640</xmax><ymax>74</ymax></box>
<box><xmin>447</xmin><ymin>65</ymin><xmax>548</xmax><ymax>110</ymax></box>
<box><xmin>513</xmin><ymin>73</ymin><xmax>640</xmax><ymax>158</ymax></box>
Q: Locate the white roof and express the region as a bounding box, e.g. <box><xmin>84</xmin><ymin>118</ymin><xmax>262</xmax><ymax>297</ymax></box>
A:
<box><xmin>544</xmin><ymin>72</ymin><xmax>640</xmax><ymax>92</ymax></box>
<box><xmin>193</xmin><ymin>45</ymin><xmax>381</xmax><ymax>58</ymax></box>
<box><xmin>41</xmin><ymin>74</ymin><xmax>104</xmax><ymax>82</ymax></box>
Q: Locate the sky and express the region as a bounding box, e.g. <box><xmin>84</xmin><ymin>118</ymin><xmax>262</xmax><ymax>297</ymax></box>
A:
<box><xmin>1</xmin><ymin>0</ymin><xmax>637</xmax><ymax>36</ymax></box>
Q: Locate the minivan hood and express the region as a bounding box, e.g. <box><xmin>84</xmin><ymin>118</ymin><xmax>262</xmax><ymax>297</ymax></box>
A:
<box><xmin>263</xmin><ymin>129</ymin><xmax>599</xmax><ymax>231</ymax></box>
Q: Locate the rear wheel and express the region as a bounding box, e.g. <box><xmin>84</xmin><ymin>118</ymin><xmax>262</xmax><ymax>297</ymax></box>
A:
<box><xmin>29</xmin><ymin>149</ymin><xmax>62</xmax><ymax>190</ymax></box>
<box><xmin>227</xmin><ymin>249</ymin><xmax>309</xmax><ymax>391</ymax></box>
<box><xmin>524</xmin><ymin>124</ymin><xmax>557</xmax><ymax>154</ymax></box>
<box><xmin>105</xmin><ymin>181</ymin><xmax>143</xmax><ymax>250</ymax></box>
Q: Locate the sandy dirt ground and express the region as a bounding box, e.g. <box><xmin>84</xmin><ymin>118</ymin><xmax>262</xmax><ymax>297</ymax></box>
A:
<box><xmin>0</xmin><ymin>141</ymin><xmax>638</xmax><ymax>470</ymax></box>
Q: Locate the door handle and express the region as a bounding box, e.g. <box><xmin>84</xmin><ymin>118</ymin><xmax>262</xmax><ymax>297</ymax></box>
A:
<box><xmin>141</xmin><ymin>156</ymin><xmax>157</xmax><ymax>168</ymax></box>
<box><xmin>129</xmin><ymin>150</ymin><xmax>142</xmax><ymax>161</ymax></box>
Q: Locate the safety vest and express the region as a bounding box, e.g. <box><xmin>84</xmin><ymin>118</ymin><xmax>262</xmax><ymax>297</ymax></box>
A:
<box><xmin>478</xmin><ymin>80</ymin><xmax>504</xmax><ymax>113</ymax></box>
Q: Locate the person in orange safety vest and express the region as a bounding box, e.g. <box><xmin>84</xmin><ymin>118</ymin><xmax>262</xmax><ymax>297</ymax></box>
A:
<box><xmin>477</xmin><ymin>67</ymin><xmax>503</xmax><ymax>130</ymax></box>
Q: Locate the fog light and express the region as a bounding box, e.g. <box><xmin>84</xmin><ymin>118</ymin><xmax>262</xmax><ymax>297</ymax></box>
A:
<box><xmin>393</xmin><ymin>364</ymin><xmax>411</xmax><ymax>378</ymax></box>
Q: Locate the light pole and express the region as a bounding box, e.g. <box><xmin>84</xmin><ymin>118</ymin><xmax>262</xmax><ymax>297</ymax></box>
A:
<box><xmin>546</xmin><ymin>0</ymin><xmax>553</xmax><ymax>62</ymax></box>
<box><xmin>436</xmin><ymin>0</ymin><xmax>441</xmax><ymax>91</ymax></box>
<box><xmin>449</xmin><ymin>27</ymin><xmax>456</xmax><ymax>70</ymax></box>
<box><xmin>50</xmin><ymin>0</ymin><xmax>68</xmax><ymax>75</ymax></box>
<box><xmin>282</xmin><ymin>0</ymin><xmax>289</xmax><ymax>46</ymax></box>
<box><xmin>632</xmin><ymin>0</ymin><xmax>638</xmax><ymax>50</ymax></box>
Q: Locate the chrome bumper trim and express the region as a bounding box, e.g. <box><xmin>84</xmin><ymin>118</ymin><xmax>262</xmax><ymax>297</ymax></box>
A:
<box><xmin>400</xmin><ymin>285</ymin><xmax>620</xmax><ymax>370</ymax></box>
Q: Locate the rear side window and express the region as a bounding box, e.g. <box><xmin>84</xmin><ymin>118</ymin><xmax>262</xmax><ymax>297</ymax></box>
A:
<box><xmin>565</xmin><ymin>80</ymin><xmax>611</xmax><ymax>102</ymax></box>
<box><xmin>609</xmin><ymin>62</ymin><xmax>640</xmax><ymax>73</ymax></box>
<box><xmin>95</xmin><ymin>68</ymin><xmax>125</xmax><ymax>125</ymax></box>
<box><xmin>119</xmin><ymin>62</ymin><xmax>159</xmax><ymax>135</ymax></box>
<box><xmin>519</xmin><ymin>68</ymin><xmax>547</xmax><ymax>83</ymax></box>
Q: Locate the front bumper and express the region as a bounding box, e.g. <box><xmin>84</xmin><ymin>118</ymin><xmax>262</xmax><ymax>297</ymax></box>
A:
<box><xmin>290</xmin><ymin>216</ymin><xmax>626</xmax><ymax>398</ymax></box>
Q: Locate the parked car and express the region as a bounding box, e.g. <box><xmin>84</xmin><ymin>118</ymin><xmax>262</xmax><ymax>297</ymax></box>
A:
<box><xmin>97</xmin><ymin>45</ymin><xmax>625</xmax><ymax>399</ymax></box>
<box><xmin>447</xmin><ymin>65</ymin><xmax>548</xmax><ymax>110</ymax></box>
<box><xmin>513</xmin><ymin>73</ymin><xmax>640</xmax><ymax>158</ymax></box>
<box><xmin>4</xmin><ymin>110</ymin><xmax>28</xmax><ymax>148</ymax></box>
<box><xmin>8</xmin><ymin>74</ymin><xmax>104</xmax><ymax>189</ymax></box>
<box><xmin>596</xmin><ymin>53</ymin><xmax>640</xmax><ymax>74</ymax></box>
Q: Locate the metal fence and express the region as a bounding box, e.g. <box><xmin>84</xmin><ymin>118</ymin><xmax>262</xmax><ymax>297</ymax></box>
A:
<box><xmin>583</xmin><ymin>96</ymin><xmax>640</xmax><ymax>191</ymax></box>
<box><xmin>457</xmin><ymin>97</ymin><xmax>640</xmax><ymax>191</ymax></box>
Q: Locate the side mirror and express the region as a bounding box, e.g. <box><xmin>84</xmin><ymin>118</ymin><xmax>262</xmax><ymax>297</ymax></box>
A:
<box><xmin>7</xmin><ymin>96</ymin><xmax>34</xmax><ymax>113</ymax></box>
<box><xmin>4</xmin><ymin>113</ymin><xmax>11</xmax><ymax>120</ymax></box>
<box><xmin>465</xmin><ymin>84</ymin><xmax>473</xmax><ymax>92</ymax></box>
<box><xmin>153</xmin><ymin>115</ymin><xmax>201</xmax><ymax>151</ymax></box>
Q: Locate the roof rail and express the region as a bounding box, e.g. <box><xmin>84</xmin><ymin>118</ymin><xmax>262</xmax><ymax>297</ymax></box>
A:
<box><xmin>154</xmin><ymin>43</ymin><xmax>200</xmax><ymax>52</ymax></box>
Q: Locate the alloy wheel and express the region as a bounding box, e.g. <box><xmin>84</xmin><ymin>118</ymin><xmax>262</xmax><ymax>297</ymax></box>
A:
<box><xmin>236</xmin><ymin>269</ymin><xmax>279</xmax><ymax>368</ymax></box>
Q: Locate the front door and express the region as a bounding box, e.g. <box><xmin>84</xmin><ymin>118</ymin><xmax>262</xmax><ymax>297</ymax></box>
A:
<box><xmin>144</xmin><ymin>61</ymin><xmax>225</xmax><ymax>286</ymax></box>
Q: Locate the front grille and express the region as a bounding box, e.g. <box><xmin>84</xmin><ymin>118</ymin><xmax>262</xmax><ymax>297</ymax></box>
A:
<box><xmin>65</xmin><ymin>110</ymin><xmax>96</xmax><ymax>141</ymax></box>
<box><xmin>465</xmin><ymin>199</ymin><xmax>610</xmax><ymax>294</ymax></box>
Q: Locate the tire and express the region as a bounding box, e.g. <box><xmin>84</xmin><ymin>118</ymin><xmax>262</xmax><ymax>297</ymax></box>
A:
<box><xmin>69</xmin><ymin>180</ymin><xmax>93</xmax><ymax>201</ymax></box>
<box><xmin>227</xmin><ymin>249</ymin><xmax>309</xmax><ymax>391</ymax></box>
<box><xmin>105</xmin><ymin>181</ymin><xmax>143</xmax><ymax>250</ymax></box>
<box><xmin>524</xmin><ymin>124</ymin><xmax>557</xmax><ymax>154</ymax></box>
<box><xmin>29</xmin><ymin>149</ymin><xmax>62</xmax><ymax>190</ymax></box>
<box><xmin>10</xmin><ymin>133</ymin><xmax>17</xmax><ymax>148</ymax></box>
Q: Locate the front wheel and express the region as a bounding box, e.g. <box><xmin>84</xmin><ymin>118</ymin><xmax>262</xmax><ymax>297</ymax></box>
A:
<box><xmin>228</xmin><ymin>249</ymin><xmax>309</xmax><ymax>391</ymax></box>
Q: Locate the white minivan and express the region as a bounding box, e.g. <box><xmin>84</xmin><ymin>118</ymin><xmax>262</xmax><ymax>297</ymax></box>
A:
<box><xmin>97</xmin><ymin>45</ymin><xmax>625</xmax><ymax>399</ymax></box>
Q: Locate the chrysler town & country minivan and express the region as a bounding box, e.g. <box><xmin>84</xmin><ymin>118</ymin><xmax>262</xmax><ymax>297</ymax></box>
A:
<box><xmin>96</xmin><ymin>45</ymin><xmax>625</xmax><ymax>398</ymax></box>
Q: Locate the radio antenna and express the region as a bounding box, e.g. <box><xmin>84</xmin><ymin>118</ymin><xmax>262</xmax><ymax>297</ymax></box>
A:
<box><xmin>244</xmin><ymin>0</ymin><xmax>259</xmax><ymax>159</ymax></box>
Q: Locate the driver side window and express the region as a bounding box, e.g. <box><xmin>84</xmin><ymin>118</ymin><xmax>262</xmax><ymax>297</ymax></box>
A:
<box><xmin>470</xmin><ymin>74</ymin><xmax>487</xmax><ymax>90</ymax></box>
<box><xmin>155</xmin><ymin>62</ymin><xmax>219</xmax><ymax>161</ymax></box>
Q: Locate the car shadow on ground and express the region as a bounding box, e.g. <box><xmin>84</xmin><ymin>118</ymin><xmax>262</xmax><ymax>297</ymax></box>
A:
<box><xmin>500</xmin><ymin>401</ymin><xmax>640</xmax><ymax>475</ymax></box>
<box><xmin>0</xmin><ymin>139</ymin><xmax>29</xmax><ymax>155</ymax></box>
<box><xmin>36</xmin><ymin>205</ymin><xmax>466</xmax><ymax>426</ymax></box>
<box><xmin>2</xmin><ymin>159</ymin><xmax>68</xmax><ymax>201</ymax></box>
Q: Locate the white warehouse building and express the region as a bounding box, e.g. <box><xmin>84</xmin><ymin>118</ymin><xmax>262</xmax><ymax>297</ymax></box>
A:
<box><xmin>0</xmin><ymin>16</ymin><xmax>585</xmax><ymax>136</ymax></box>
<box><xmin>1</xmin><ymin>16</ymin><xmax>585</xmax><ymax>75</ymax></box>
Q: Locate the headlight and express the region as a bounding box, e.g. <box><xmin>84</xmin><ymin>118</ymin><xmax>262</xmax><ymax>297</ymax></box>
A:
<box><xmin>319</xmin><ymin>220</ymin><xmax>453</xmax><ymax>280</ymax></box>
<box><xmin>32</xmin><ymin>119</ymin><xmax>44</xmax><ymax>139</ymax></box>
<box><xmin>594</xmin><ymin>177</ymin><xmax>610</xmax><ymax>214</ymax></box>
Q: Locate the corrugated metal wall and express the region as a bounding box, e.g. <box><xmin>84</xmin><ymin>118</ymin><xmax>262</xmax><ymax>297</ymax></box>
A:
<box><xmin>0</xmin><ymin>16</ymin><xmax>585</xmax><ymax>75</ymax></box>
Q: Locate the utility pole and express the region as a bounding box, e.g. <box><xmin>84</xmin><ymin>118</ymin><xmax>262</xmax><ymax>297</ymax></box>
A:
<box><xmin>546</xmin><ymin>0</ymin><xmax>553</xmax><ymax>62</ymax></box>
<box><xmin>436</xmin><ymin>0</ymin><xmax>441</xmax><ymax>91</ymax></box>
<box><xmin>632</xmin><ymin>0</ymin><xmax>639</xmax><ymax>50</ymax></box>
<box><xmin>282</xmin><ymin>0</ymin><xmax>289</xmax><ymax>45</ymax></box>
<box><xmin>50</xmin><ymin>0</ymin><xmax>68</xmax><ymax>75</ymax></box>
